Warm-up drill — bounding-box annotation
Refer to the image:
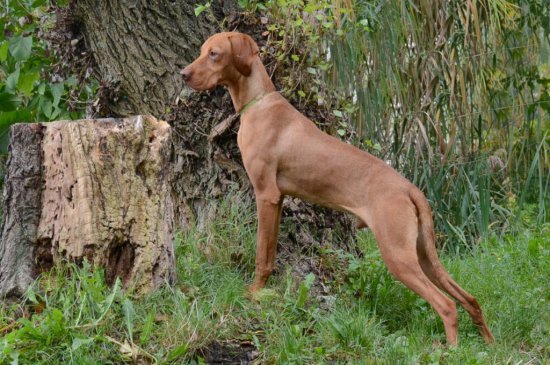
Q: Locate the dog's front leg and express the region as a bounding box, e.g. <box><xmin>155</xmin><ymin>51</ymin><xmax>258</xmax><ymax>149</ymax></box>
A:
<box><xmin>248</xmin><ymin>193</ymin><xmax>283</xmax><ymax>294</ymax></box>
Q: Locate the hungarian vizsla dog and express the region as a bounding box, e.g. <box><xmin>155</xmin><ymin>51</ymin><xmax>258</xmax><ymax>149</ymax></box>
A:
<box><xmin>180</xmin><ymin>32</ymin><xmax>494</xmax><ymax>345</ymax></box>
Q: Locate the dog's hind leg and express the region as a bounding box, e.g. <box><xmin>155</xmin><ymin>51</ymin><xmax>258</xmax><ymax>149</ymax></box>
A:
<box><xmin>409</xmin><ymin>189</ymin><xmax>495</xmax><ymax>343</ymax></box>
<box><xmin>359</xmin><ymin>204</ymin><xmax>459</xmax><ymax>345</ymax></box>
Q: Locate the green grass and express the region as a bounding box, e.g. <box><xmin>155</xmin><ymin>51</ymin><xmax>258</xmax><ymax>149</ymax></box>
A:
<box><xmin>1</xmin><ymin>200</ymin><xmax>548</xmax><ymax>364</ymax></box>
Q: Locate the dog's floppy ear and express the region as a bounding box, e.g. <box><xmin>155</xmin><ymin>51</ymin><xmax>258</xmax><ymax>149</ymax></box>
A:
<box><xmin>228</xmin><ymin>33</ymin><xmax>259</xmax><ymax>77</ymax></box>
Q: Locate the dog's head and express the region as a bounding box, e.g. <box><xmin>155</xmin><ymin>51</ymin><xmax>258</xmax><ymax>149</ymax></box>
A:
<box><xmin>180</xmin><ymin>32</ymin><xmax>259</xmax><ymax>91</ymax></box>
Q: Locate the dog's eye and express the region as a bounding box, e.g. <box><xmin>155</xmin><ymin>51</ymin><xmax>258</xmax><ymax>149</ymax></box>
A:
<box><xmin>209</xmin><ymin>51</ymin><xmax>218</xmax><ymax>59</ymax></box>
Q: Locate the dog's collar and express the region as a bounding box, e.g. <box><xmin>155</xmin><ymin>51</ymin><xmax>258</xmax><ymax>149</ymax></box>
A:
<box><xmin>238</xmin><ymin>91</ymin><xmax>275</xmax><ymax>115</ymax></box>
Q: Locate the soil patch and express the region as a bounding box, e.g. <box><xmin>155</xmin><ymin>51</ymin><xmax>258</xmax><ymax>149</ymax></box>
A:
<box><xmin>197</xmin><ymin>340</ymin><xmax>259</xmax><ymax>365</ymax></box>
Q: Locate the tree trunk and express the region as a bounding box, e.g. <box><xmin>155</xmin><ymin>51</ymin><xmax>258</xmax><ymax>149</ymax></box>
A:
<box><xmin>72</xmin><ymin>0</ymin><xmax>236</xmax><ymax>117</ymax></box>
<box><xmin>0</xmin><ymin>116</ymin><xmax>175</xmax><ymax>298</ymax></box>
<box><xmin>0</xmin><ymin>124</ymin><xmax>44</xmax><ymax>298</ymax></box>
<box><xmin>71</xmin><ymin>0</ymin><xmax>247</xmax><ymax>230</ymax></box>
<box><xmin>68</xmin><ymin>0</ymin><xmax>354</xmax><ymax>285</ymax></box>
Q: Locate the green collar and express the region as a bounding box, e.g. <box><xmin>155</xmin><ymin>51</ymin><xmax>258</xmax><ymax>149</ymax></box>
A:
<box><xmin>238</xmin><ymin>92</ymin><xmax>275</xmax><ymax>115</ymax></box>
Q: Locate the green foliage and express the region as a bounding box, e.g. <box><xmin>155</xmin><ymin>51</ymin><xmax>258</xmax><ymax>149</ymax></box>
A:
<box><xmin>238</xmin><ymin>0</ymin><xmax>549</xmax><ymax>249</ymax></box>
<box><xmin>242</xmin><ymin>0</ymin><xmax>346</xmax><ymax>109</ymax></box>
<box><xmin>1</xmin><ymin>199</ymin><xmax>548</xmax><ymax>364</ymax></box>
<box><xmin>0</xmin><ymin>0</ymin><xmax>96</xmax><ymax>152</ymax></box>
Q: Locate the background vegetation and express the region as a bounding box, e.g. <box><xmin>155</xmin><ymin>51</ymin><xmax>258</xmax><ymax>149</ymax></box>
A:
<box><xmin>246</xmin><ymin>0</ymin><xmax>548</xmax><ymax>249</ymax></box>
<box><xmin>0</xmin><ymin>0</ymin><xmax>96</xmax><ymax>153</ymax></box>
<box><xmin>0</xmin><ymin>0</ymin><xmax>548</xmax><ymax>363</ymax></box>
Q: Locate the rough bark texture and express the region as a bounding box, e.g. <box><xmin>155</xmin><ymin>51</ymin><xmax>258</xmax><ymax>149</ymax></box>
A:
<box><xmin>0</xmin><ymin>124</ymin><xmax>44</xmax><ymax>298</ymax></box>
<box><xmin>0</xmin><ymin>116</ymin><xmax>175</xmax><ymax>298</ymax></box>
<box><xmin>72</xmin><ymin>0</ymin><xmax>236</xmax><ymax>117</ymax></box>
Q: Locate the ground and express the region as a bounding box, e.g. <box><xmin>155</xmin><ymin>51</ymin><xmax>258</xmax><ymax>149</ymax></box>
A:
<box><xmin>0</xmin><ymin>196</ymin><xmax>548</xmax><ymax>364</ymax></box>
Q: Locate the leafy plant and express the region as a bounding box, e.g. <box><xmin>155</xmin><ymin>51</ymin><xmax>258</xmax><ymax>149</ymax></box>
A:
<box><xmin>0</xmin><ymin>0</ymin><xmax>96</xmax><ymax>152</ymax></box>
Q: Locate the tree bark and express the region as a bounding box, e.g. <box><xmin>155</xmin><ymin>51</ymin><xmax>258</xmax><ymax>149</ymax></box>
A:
<box><xmin>69</xmin><ymin>0</ymin><xmax>354</xmax><ymax>275</ymax></box>
<box><xmin>71</xmin><ymin>0</ymin><xmax>247</xmax><ymax>230</ymax></box>
<box><xmin>0</xmin><ymin>116</ymin><xmax>175</xmax><ymax>298</ymax></box>
<box><xmin>72</xmin><ymin>0</ymin><xmax>235</xmax><ymax>117</ymax></box>
<box><xmin>0</xmin><ymin>124</ymin><xmax>44</xmax><ymax>298</ymax></box>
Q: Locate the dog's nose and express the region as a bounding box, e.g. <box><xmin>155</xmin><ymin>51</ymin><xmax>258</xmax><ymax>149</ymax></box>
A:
<box><xmin>180</xmin><ymin>68</ymin><xmax>191</xmax><ymax>82</ymax></box>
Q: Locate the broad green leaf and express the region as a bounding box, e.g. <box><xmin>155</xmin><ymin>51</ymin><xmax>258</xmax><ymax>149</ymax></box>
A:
<box><xmin>40</xmin><ymin>98</ymin><xmax>53</xmax><ymax>119</ymax></box>
<box><xmin>50</xmin><ymin>105</ymin><xmax>61</xmax><ymax>120</ymax></box>
<box><xmin>0</xmin><ymin>41</ymin><xmax>9</xmax><ymax>61</ymax></box>
<box><xmin>0</xmin><ymin>109</ymin><xmax>32</xmax><ymax>125</ymax></box>
<box><xmin>0</xmin><ymin>109</ymin><xmax>33</xmax><ymax>153</ymax></box>
<box><xmin>304</xmin><ymin>4</ymin><xmax>316</xmax><ymax>13</ymax></box>
<box><xmin>8</xmin><ymin>36</ymin><xmax>33</xmax><ymax>62</ymax></box>
<box><xmin>33</xmin><ymin>0</ymin><xmax>48</xmax><ymax>7</ymax></box>
<box><xmin>37</xmin><ymin>82</ymin><xmax>46</xmax><ymax>95</ymax></box>
<box><xmin>0</xmin><ymin>20</ymin><xmax>5</xmax><ymax>41</ymax></box>
<box><xmin>50</xmin><ymin>83</ymin><xmax>64</xmax><ymax>106</ymax></box>
<box><xmin>307</xmin><ymin>67</ymin><xmax>317</xmax><ymax>75</ymax></box>
<box><xmin>5</xmin><ymin>68</ymin><xmax>20</xmax><ymax>93</ymax></box>
<box><xmin>17</xmin><ymin>71</ymin><xmax>40</xmax><ymax>96</ymax></box>
<box><xmin>66</xmin><ymin>76</ymin><xmax>78</xmax><ymax>87</ymax></box>
<box><xmin>0</xmin><ymin>93</ymin><xmax>21</xmax><ymax>112</ymax></box>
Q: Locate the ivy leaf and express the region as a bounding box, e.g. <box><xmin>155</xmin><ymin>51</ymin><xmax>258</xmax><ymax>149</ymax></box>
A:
<box><xmin>9</xmin><ymin>36</ymin><xmax>33</xmax><ymax>62</ymax></box>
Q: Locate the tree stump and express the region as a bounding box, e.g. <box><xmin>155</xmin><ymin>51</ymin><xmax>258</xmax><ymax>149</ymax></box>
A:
<box><xmin>0</xmin><ymin>116</ymin><xmax>175</xmax><ymax>298</ymax></box>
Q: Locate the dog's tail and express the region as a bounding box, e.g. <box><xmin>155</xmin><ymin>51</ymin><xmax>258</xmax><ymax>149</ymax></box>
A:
<box><xmin>409</xmin><ymin>188</ymin><xmax>495</xmax><ymax>343</ymax></box>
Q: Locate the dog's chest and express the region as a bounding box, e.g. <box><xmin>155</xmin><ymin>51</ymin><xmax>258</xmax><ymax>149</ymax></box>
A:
<box><xmin>237</xmin><ymin>117</ymin><xmax>273</xmax><ymax>156</ymax></box>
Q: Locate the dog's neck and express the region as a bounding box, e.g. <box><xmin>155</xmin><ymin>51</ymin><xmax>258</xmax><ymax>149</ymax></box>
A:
<box><xmin>226</xmin><ymin>58</ymin><xmax>276</xmax><ymax>113</ymax></box>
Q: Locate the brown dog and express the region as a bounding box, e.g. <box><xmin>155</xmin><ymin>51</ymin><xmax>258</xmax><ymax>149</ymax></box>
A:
<box><xmin>180</xmin><ymin>32</ymin><xmax>494</xmax><ymax>345</ymax></box>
